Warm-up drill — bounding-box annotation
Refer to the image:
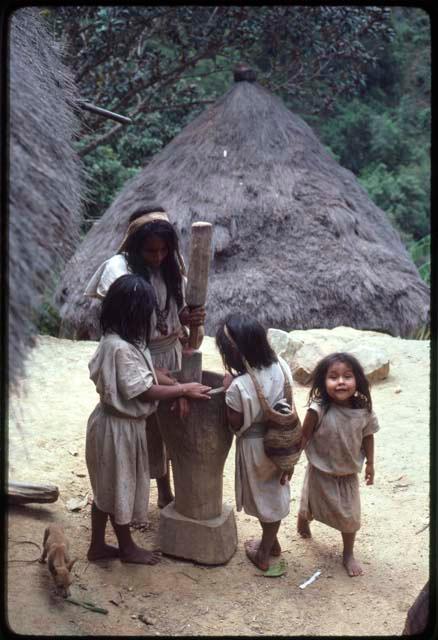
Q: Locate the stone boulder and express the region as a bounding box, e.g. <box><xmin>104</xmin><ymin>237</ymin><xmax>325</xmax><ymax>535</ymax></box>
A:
<box><xmin>290</xmin><ymin>341</ymin><xmax>341</xmax><ymax>384</ymax></box>
<box><xmin>268</xmin><ymin>326</ymin><xmax>390</xmax><ymax>385</ymax></box>
<box><xmin>268</xmin><ymin>328</ymin><xmax>303</xmax><ymax>362</ymax></box>
<box><xmin>346</xmin><ymin>344</ymin><xmax>390</xmax><ymax>383</ymax></box>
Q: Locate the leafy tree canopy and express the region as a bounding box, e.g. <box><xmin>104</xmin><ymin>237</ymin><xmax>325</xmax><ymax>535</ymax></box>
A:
<box><xmin>46</xmin><ymin>6</ymin><xmax>394</xmax><ymax>158</ymax></box>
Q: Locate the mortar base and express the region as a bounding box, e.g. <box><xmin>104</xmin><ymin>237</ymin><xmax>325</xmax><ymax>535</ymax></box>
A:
<box><xmin>158</xmin><ymin>502</ymin><xmax>238</xmax><ymax>565</ymax></box>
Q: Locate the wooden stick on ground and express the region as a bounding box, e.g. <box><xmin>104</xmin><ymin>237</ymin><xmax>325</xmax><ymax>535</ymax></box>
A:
<box><xmin>7</xmin><ymin>482</ymin><xmax>59</xmax><ymax>505</ymax></box>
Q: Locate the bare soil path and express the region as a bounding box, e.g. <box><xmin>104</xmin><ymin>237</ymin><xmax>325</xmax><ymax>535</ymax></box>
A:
<box><xmin>7</xmin><ymin>332</ymin><xmax>429</xmax><ymax>636</ymax></box>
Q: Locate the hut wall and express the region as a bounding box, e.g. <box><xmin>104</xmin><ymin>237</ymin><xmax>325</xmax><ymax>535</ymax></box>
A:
<box><xmin>9</xmin><ymin>7</ymin><xmax>83</xmax><ymax>384</ymax></box>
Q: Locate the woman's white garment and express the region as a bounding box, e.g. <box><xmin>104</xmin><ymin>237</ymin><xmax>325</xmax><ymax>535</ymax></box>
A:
<box><xmin>84</xmin><ymin>253</ymin><xmax>186</xmax><ymax>370</ymax></box>
<box><xmin>299</xmin><ymin>401</ymin><xmax>380</xmax><ymax>532</ymax></box>
<box><xmin>225</xmin><ymin>356</ymin><xmax>292</xmax><ymax>523</ymax></box>
<box><xmin>85</xmin><ymin>332</ymin><xmax>158</xmax><ymax>525</ymax></box>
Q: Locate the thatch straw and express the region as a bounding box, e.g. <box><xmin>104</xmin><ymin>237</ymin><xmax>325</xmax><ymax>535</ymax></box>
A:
<box><xmin>58</xmin><ymin>68</ymin><xmax>429</xmax><ymax>339</ymax></box>
<box><xmin>9</xmin><ymin>8</ymin><xmax>82</xmax><ymax>384</ymax></box>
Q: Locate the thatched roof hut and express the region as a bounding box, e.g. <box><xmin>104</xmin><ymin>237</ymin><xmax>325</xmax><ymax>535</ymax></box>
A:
<box><xmin>9</xmin><ymin>8</ymin><xmax>82</xmax><ymax>385</ymax></box>
<box><xmin>58</xmin><ymin>66</ymin><xmax>429</xmax><ymax>339</ymax></box>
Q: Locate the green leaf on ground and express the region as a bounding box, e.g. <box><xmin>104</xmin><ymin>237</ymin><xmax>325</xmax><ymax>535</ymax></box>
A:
<box><xmin>261</xmin><ymin>559</ymin><xmax>287</xmax><ymax>577</ymax></box>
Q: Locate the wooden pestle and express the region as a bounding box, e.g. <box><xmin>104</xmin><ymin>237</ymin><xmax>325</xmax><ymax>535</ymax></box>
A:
<box><xmin>180</xmin><ymin>349</ymin><xmax>203</xmax><ymax>384</ymax></box>
<box><xmin>185</xmin><ymin>222</ymin><xmax>213</xmax><ymax>351</ymax></box>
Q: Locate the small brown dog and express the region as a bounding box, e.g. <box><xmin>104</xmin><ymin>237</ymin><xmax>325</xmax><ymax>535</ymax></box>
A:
<box><xmin>39</xmin><ymin>524</ymin><xmax>77</xmax><ymax>597</ymax></box>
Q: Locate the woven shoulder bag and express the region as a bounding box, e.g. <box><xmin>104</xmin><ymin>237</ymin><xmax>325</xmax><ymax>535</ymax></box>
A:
<box><xmin>244</xmin><ymin>359</ymin><xmax>303</xmax><ymax>473</ymax></box>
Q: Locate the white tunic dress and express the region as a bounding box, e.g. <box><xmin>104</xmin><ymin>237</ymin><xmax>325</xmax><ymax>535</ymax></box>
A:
<box><xmin>85</xmin><ymin>332</ymin><xmax>158</xmax><ymax>525</ymax></box>
<box><xmin>299</xmin><ymin>401</ymin><xmax>380</xmax><ymax>532</ymax></box>
<box><xmin>225</xmin><ymin>357</ymin><xmax>292</xmax><ymax>523</ymax></box>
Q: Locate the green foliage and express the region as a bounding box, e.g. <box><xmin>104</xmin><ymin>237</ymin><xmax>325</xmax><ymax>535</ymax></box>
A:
<box><xmin>409</xmin><ymin>235</ymin><xmax>430</xmax><ymax>285</ymax></box>
<box><xmin>45</xmin><ymin>6</ymin><xmax>394</xmax><ymax>224</ymax></box>
<box><xmin>81</xmin><ymin>145</ymin><xmax>139</xmax><ymax>230</ymax></box>
<box><xmin>409</xmin><ymin>324</ymin><xmax>430</xmax><ymax>340</ymax></box>
<box><xmin>316</xmin><ymin>8</ymin><xmax>430</xmax><ymax>251</ymax></box>
<box><xmin>358</xmin><ymin>163</ymin><xmax>429</xmax><ymax>242</ymax></box>
<box><xmin>34</xmin><ymin>293</ymin><xmax>61</xmax><ymax>336</ymax></box>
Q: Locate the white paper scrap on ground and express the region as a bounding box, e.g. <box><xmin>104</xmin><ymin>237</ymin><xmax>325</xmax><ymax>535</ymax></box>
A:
<box><xmin>299</xmin><ymin>570</ymin><xmax>321</xmax><ymax>589</ymax></box>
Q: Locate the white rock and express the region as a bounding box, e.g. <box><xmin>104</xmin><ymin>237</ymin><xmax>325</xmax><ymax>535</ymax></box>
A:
<box><xmin>291</xmin><ymin>342</ymin><xmax>330</xmax><ymax>384</ymax></box>
<box><xmin>66</xmin><ymin>494</ymin><xmax>88</xmax><ymax>511</ymax></box>
<box><xmin>285</xmin><ymin>327</ymin><xmax>390</xmax><ymax>385</ymax></box>
<box><xmin>346</xmin><ymin>344</ymin><xmax>390</xmax><ymax>383</ymax></box>
<box><xmin>330</xmin><ymin>326</ymin><xmax>387</xmax><ymax>340</ymax></box>
<box><xmin>267</xmin><ymin>329</ymin><xmax>290</xmax><ymax>354</ymax></box>
<box><xmin>268</xmin><ymin>328</ymin><xmax>304</xmax><ymax>368</ymax></box>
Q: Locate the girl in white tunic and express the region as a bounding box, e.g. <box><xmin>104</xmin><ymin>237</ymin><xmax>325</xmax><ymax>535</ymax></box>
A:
<box><xmin>86</xmin><ymin>274</ymin><xmax>211</xmax><ymax>564</ymax></box>
<box><xmin>85</xmin><ymin>205</ymin><xmax>205</xmax><ymax>509</ymax></box>
<box><xmin>297</xmin><ymin>352</ymin><xmax>379</xmax><ymax>577</ymax></box>
<box><xmin>216</xmin><ymin>312</ymin><xmax>294</xmax><ymax>572</ymax></box>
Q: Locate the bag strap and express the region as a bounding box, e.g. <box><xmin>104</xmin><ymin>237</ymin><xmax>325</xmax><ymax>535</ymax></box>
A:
<box><xmin>276</xmin><ymin>358</ymin><xmax>293</xmax><ymax>407</ymax></box>
<box><xmin>223</xmin><ymin>325</ymin><xmax>294</xmax><ymax>421</ymax></box>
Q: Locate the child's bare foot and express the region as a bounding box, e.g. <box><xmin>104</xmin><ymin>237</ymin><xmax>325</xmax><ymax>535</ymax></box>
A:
<box><xmin>297</xmin><ymin>514</ymin><xmax>312</xmax><ymax>538</ymax></box>
<box><xmin>251</xmin><ymin>537</ymin><xmax>282</xmax><ymax>556</ymax></box>
<box><xmin>87</xmin><ymin>543</ymin><xmax>120</xmax><ymax>561</ymax></box>
<box><xmin>343</xmin><ymin>553</ymin><xmax>363</xmax><ymax>577</ymax></box>
<box><xmin>120</xmin><ymin>545</ymin><xmax>161</xmax><ymax>565</ymax></box>
<box><xmin>244</xmin><ymin>540</ymin><xmax>270</xmax><ymax>571</ymax></box>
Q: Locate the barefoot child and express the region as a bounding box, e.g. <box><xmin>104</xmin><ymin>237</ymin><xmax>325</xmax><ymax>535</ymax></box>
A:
<box><xmin>86</xmin><ymin>274</ymin><xmax>211</xmax><ymax>564</ymax></box>
<box><xmin>216</xmin><ymin>312</ymin><xmax>295</xmax><ymax>572</ymax></box>
<box><xmin>297</xmin><ymin>352</ymin><xmax>379</xmax><ymax>576</ymax></box>
<box><xmin>85</xmin><ymin>205</ymin><xmax>206</xmax><ymax>509</ymax></box>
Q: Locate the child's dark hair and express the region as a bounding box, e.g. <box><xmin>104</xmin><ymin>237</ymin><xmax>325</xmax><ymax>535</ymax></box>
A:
<box><xmin>215</xmin><ymin>312</ymin><xmax>278</xmax><ymax>375</ymax></box>
<box><xmin>100</xmin><ymin>274</ymin><xmax>156</xmax><ymax>347</ymax></box>
<box><xmin>308</xmin><ymin>352</ymin><xmax>372</xmax><ymax>411</ymax></box>
<box><xmin>123</xmin><ymin>205</ymin><xmax>183</xmax><ymax>309</ymax></box>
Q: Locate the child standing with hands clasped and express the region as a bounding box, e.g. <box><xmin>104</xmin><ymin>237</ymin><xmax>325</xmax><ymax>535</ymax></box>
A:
<box><xmin>297</xmin><ymin>352</ymin><xmax>379</xmax><ymax>577</ymax></box>
<box><xmin>216</xmin><ymin>313</ymin><xmax>295</xmax><ymax>572</ymax></box>
<box><xmin>85</xmin><ymin>274</ymin><xmax>211</xmax><ymax>564</ymax></box>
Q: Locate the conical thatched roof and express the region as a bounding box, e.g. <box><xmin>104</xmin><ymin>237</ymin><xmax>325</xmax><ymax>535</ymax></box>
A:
<box><xmin>58</xmin><ymin>67</ymin><xmax>429</xmax><ymax>339</ymax></box>
<box><xmin>9</xmin><ymin>8</ymin><xmax>82</xmax><ymax>385</ymax></box>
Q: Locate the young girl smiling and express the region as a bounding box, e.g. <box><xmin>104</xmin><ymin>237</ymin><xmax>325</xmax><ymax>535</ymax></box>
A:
<box><xmin>297</xmin><ymin>352</ymin><xmax>379</xmax><ymax>577</ymax></box>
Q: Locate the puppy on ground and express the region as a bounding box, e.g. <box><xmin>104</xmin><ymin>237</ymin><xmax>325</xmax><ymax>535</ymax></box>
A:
<box><xmin>39</xmin><ymin>524</ymin><xmax>77</xmax><ymax>597</ymax></box>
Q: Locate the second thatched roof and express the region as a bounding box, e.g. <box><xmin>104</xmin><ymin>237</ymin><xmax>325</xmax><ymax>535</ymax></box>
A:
<box><xmin>58</xmin><ymin>67</ymin><xmax>429</xmax><ymax>339</ymax></box>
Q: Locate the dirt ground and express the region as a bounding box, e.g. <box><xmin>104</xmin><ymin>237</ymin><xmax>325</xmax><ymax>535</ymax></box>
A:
<box><xmin>7</xmin><ymin>331</ymin><xmax>430</xmax><ymax>636</ymax></box>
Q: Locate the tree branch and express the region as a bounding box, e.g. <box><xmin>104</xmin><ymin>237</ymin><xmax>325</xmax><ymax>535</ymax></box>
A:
<box><xmin>142</xmin><ymin>98</ymin><xmax>215</xmax><ymax>113</ymax></box>
<box><xmin>111</xmin><ymin>40</ymin><xmax>225</xmax><ymax>115</ymax></box>
<box><xmin>78</xmin><ymin>122</ymin><xmax>125</xmax><ymax>157</ymax></box>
